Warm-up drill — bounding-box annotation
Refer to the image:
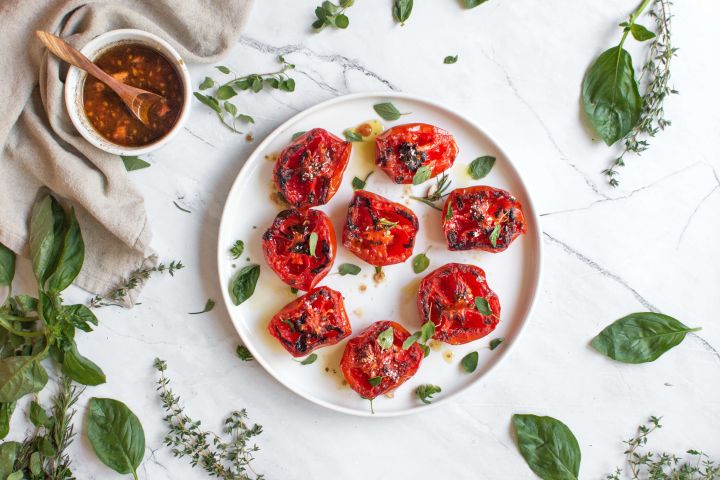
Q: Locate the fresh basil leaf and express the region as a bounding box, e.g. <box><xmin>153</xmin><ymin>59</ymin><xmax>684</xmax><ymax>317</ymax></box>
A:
<box><xmin>475</xmin><ymin>297</ymin><xmax>492</xmax><ymax>316</ymax></box>
<box><xmin>421</xmin><ymin>344</ymin><xmax>430</xmax><ymax>357</ymax></box>
<box><xmin>343</xmin><ymin>129</ymin><xmax>363</xmax><ymax>142</ymax></box>
<box><xmin>223</xmin><ymin>101</ymin><xmax>237</xmax><ymax>117</ymax></box>
<box><xmin>7</xmin><ymin>470</ymin><xmax>23</xmax><ymax>480</ymax></box>
<box><xmin>582</xmin><ymin>46</ymin><xmax>642</xmax><ymax>145</ymax></box>
<box><xmin>402</xmin><ymin>332</ymin><xmax>421</xmax><ymax>350</ymax></box>
<box><xmin>0</xmin><ymin>402</ymin><xmax>15</xmax><ymax>439</ymax></box>
<box><xmin>490</xmin><ymin>223</ymin><xmax>501</xmax><ymax>248</ymax></box>
<box><xmin>229</xmin><ymin>264</ymin><xmax>260</xmax><ymax>306</ymax></box>
<box><xmin>14</xmin><ymin>295</ymin><xmax>38</xmax><ymax>313</ymax></box>
<box><xmin>419</xmin><ymin>321</ymin><xmax>435</xmax><ymax>343</ymax></box>
<box><xmin>238</xmin><ymin>114</ymin><xmax>255</xmax><ymax>124</ymax></box>
<box><xmin>216</xmin><ymin>66</ymin><xmax>231</xmax><ymax>74</ymax></box>
<box><xmin>512</xmin><ymin>414</ymin><xmax>581</xmax><ymax>480</ymax></box>
<box><xmin>308</xmin><ymin>232</ymin><xmax>318</xmax><ymax>257</ymax></box>
<box><xmin>412</xmin><ymin>253</ymin><xmax>429</xmax><ymax>274</ymax></box>
<box><xmin>393</xmin><ymin>0</ymin><xmax>413</xmax><ymax>25</ymax></box>
<box><xmin>299</xmin><ymin>353</ymin><xmax>318</xmax><ymax>365</ymax></box>
<box><xmin>64</xmin><ymin>304</ymin><xmax>98</xmax><ymax>332</ymax></box>
<box><xmin>0</xmin><ymin>356</ymin><xmax>48</xmax><ymax>403</ymax></box>
<box><xmin>444</xmin><ymin>55</ymin><xmax>458</xmax><ymax>64</ymax></box>
<box><xmin>412</xmin><ymin>166</ymin><xmax>432</xmax><ymax>185</ymax></box>
<box><xmin>468</xmin><ymin>155</ymin><xmax>496</xmax><ymax>180</ymax></box>
<box><xmin>46</xmin><ymin>207</ymin><xmax>84</xmax><ymax>292</ymax></box>
<box><xmin>193</xmin><ymin>92</ymin><xmax>221</xmax><ymax>113</ymax></box>
<box><xmin>198</xmin><ymin>76</ymin><xmax>214</xmax><ymax>90</ymax></box>
<box><xmin>29</xmin><ymin>400</ymin><xmax>50</xmax><ymax>428</ymax></box>
<box><xmin>29</xmin><ymin>195</ymin><xmax>60</xmax><ymax>286</ymax></box>
<box><xmin>0</xmin><ymin>441</ymin><xmax>19</xmax><ymax>478</ymax></box>
<box><xmin>292</xmin><ymin>131</ymin><xmax>307</xmax><ymax>141</ymax></box>
<box><xmin>236</xmin><ymin>345</ymin><xmax>254</xmax><ymax>361</ymax></box>
<box><xmin>340</xmin><ymin>0</ymin><xmax>354</xmax><ymax>6</ymax></box>
<box><xmin>87</xmin><ymin>397</ymin><xmax>145</xmax><ymax>477</ymax></box>
<box><xmin>630</xmin><ymin>23</ymin><xmax>656</xmax><ymax>41</ymax></box>
<box><xmin>368</xmin><ymin>376</ymin><xmax>382</xmax><ymax>386</ymax></box>
<box><xmin>489</xmin><ymin>337</ymin><xmax>504</xmax><ymax>350</ymax></box>
<box><xmin>121</xmin><ymin>155</ymin><xmax>150</xmax><ymax>171</ymax></box>
<box><xmin>38</xmin><ymin>436</ymin><xmax>56</xmax><ymax>457</ymax></box>
<box><xmin>62</xmin><ymin>342</ymin><xmax>106</xmax><ymax>386</ymax></box>
<box><xmin>416</xmin><ymin>384</ymin><xmax>441</xmax><ymax>404</ymax></box>
<box><xmin>377</xmin><ymin>327</ymin><xmax>394</xmax><ymax>350</ymax></box>
<box><xmin>378</xmin><ymin>218</ymin><xmax>398</xmax><ymax>229</ymax></box>
<box><xmin>373</xmin><ymin>102</ymin><xmax>404</xmax><ymax>121</ymax></box>
<box><xmin>460</xmin><ymin>351</ymin><xmax>478</xmax><ymax>373</ymax></box>
<box><xmin>591</xmin><ymin>312</ymin><xmax>700</xmax><ymax>363</ymax></box>
<box><xmin>0</xmin><ymin>243</ymin><xmax>15</xmax><ymax>286</ymax></box>
<box><xmin>216</xmin><ymin>85</ymin><xmax>237</xmax><ymax>100</ymax></box>
<box><xmin>338</xmin><ymin>263</ymin><xmax>361</xmax><ymax>276</ymax></box>
<box><xmin>464</xmin><ymin>0</ymin><xmax>488</xmax><ymax>7</ymax></box>
<box><xmin>230</xmin><ymin>240</ymin><xmax>245</xmax><ymax>259</ymax></box>
<box><xmin>334</xmin><ymin>13</ymin><xmax>349</xmax><ymax>28</ymax></box>
<box><xmin>189</xmin><ymin>299</ymin><xmax>215</xmax><ymax>315</ymax></box>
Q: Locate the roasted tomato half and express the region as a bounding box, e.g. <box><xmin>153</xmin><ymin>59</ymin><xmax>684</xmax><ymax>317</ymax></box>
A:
<box><xmin>268</xmin><ymin>286</ymin><xmax>351</xmax><ymax>357</ymax></box>
<box><xmin>340</xmin><ymin>321</ymin><xmax>424</xmax><ymax>399</ymax></box>
<box><xmin>375</xmin><ymin>123</ymin><xmax>459</xmax><ymax>184</ymax></box>
<box><xmin>442</xmin><ymin>186</ymin><xmax>527</xmax><ymax>252</ymax></box>
<box><xmin>417</xmin><ymin>263</ymin><xmax>500</xmax><ymax>345</ymax></box>
<box><xmin>262</xmin><ymin>208</ymin><xmax>336</xmax><ymax>291</ymax></box>
<box><xmin>274</xmin><ymin>128</ymin><xmax>352</xmax><ymax>209</ymax></box>
<box><xmin>342</xmin><ymin>190</ymin><xmax>419</xmax><ymax>267</ymax></box>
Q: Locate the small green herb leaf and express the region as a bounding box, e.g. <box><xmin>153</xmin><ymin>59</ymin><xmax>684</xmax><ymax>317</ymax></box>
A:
<box><xmin>475</xmin><ymin>297</ymin><xmax>492</xmax><ymax>316</ymax></box>
<box><xmin>412</xmin><ymin>252</ymin><xmax>430</xmax><ymax>274</ymax></box>
<box><xmin>87</xmin><ymin>397</ymin><xmax>145</xmax><ymax>477</ymax></box>
<box><xmin>236</xmin><ymin>345</ymin><xmax>254</xmax><ymax>361</ymax></box>
<box><xmin>373</xmin><ymin>102</ymin><xmax>407</xmax><ymax>121</ymax></box>
<box><xmin>229</xmin><ymin>264</ymin><xmax>260</xmax><ymax>306</ymax></box>
<box><xmin>61</xmin><ymin>342</ymin><xmax>106</xmax><ymax>386</ymax></box>
<box><xmin>444</xmin><ymin>55</ymin><xmax>458</xmax><ymax>64</ymax></box>
<box><xmin>29</xmin><ymin>401</ymin><xmax>50</xmax><ymax>428</ymax></box>
<box><xmin>223</xmin><ymin>101</ymin><xmax>237</xmax><ymax>117</ymax></box>
<box><xmin>463</xmin><ymin>0</ymin><xmax>488</xmax><ymax>7</ymax></box>
<box><xmin>419</xmin><ymin>321</ymin><xmax>435</xmax><ymax>343</ymax></box>
<box><xmin>334</xmin><ymin>13</ymin><xmax>349</xmax><ymax>28</ymax></box>
<box><xmin>377</xmin><ymin>327</ymin><xmax>394</xmax><ymax>350</ymax></box>
<box><xmin>402</xmin><ymin>332</ymin><xmax>421</xmax><ymax>350</ymax></box>
<box><xmin>468</xmin><ymin>155</ymin><xmax>496</xmax><ymax>179</ymax></box>
<box><xmin>290</xmin><ymin>287</ymin><xmax>298</xmax><ymax>294</ymax></box>
<box><xmin>338</xmin><ymin>263</ymin><xmax>361</xmax><ymax>276</ymax></box>
<box><xmin>445</xmin><ymin>203</ymin><xmax>453</xmax><ymax>221</ymax></box>
<box><xmin>230</xmin><ymin>240</ymin><xmax>245</xmax><ymax>259</ymax></box>
<box><xmin>412</xmin><ymin>166</ymin><xmax>432</xmax><ymax>185</ymax></box>
<box><xmin>238</xmin><ymin>114</ymin><xmax>255</xmax><ymax>124</ymax></box>
<box><xmin>216</xmin><ymin>66</ymin><xmax>231</xmax><ymax>74</ymax></box>
<box><xmin>512</xmin><ymin>414</ymin><xmax>581</xmax><ymax>480</ymax></box>
<box><xmin>216</xmin><ymin>85</ymin><xmax>237</xmax><ymax>100</ymax></box>
<box><xmin>199</xmin><ymin>76</ymin><xmax>215</xmax><ymax>90</ymax></box>
<box><xmin>343</xmin><ymin>129</ymin><xmax>363</xmax><ymax>142</ymax></box>
<box><xmin>120</xmin><ymin>155</ymin><xmax>150</xmax><ymax>171</ymax></box>
<box><xmin>193</xmin><ymin>92</ymin><xmax>221</xmax><ymax>113</ymax></box>
<box><xmin>416</xmin><ymin>384</ymin><xmax>441</xmax><ymax>404</ymax></box>
<box><xmin>0</xmin><ymin>243</ymin><xmax>15</xmax><ymax>287</ymax></box>
<box><xmin>352</xmin><ymin>171</ymin><xmax>373</xmax><ymax>190</ymax></box>
<box><xmin>308</xmin><ymin>232</ymin><xmax>318</xmax><ymax>257</ymax></box>
<box><xmin>189</xmin><ymin>299</ymin><xmax>215</xmax><ymax>315</ymax></box>
<box><xmin>460</xmin><ymin>351</ymin><xmax>478</xmax><ymax>373</ymax></box>
<box><xmin>393</xmin><ymin>0</ymin><xmax>413</xmax><ymax>25</ymax></box>
<box><xmin>490</xmin><ymin>223</ymin><xmax>501</xmax><ymax>248</ymax></box>
<box><xmin>630</xmin><ymin>23</ymin><xmax>656</xmax><ymax>41</ymax></box>
<box><xmin>489</xmin><ymin>337</ymin><xmax>504</xmax><ymax>350</ymax></box>
<box><xmin>299</xmin><ymin>353</ymin><xmax>318</xmax><ymax>365</ymax></box>
<box><xmin>368</xmin><ymin>376</ymin><xmax>383</xmax><ymax>386</ymax></box>
<box><xmin>292</xmin><ymin>131</ymin><xmax>306</xmax><ymax>141</ymax></box>
<box><xmin>377</xmin><ymin>218</ymin><xmax>399</xmax><ymax>229</ymax></box>
<box><xmin>0</xmin><ymin>357</ymin><xmax>48</xmax><ymax>403</ymax></box>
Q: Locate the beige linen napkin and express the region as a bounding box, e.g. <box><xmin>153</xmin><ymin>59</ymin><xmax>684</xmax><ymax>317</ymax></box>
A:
<box><xmin>0</xmin><ymin>0</ymin><xmax>253</xmax><ymax>306</ymax></box>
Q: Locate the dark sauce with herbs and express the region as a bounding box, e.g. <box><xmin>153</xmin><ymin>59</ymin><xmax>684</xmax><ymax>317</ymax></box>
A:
<box><xmin>82</xmin><ymin>44</ymin><xmax>183</xmax><ymax>147</ymax></box>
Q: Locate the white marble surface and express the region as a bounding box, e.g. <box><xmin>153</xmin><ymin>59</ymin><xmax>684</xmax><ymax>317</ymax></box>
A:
<box><xmin>10</xmin><ymin>0</ymin><xmax>720</xmax><ymax>478</ymax></box>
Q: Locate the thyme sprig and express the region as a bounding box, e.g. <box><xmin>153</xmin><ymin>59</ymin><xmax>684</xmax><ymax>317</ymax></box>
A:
<box><xmin>88</xmin><ymin>260</ymin><xmax>184</xmax><ymax>308</ymax></box>
<box><xmin>410</xmin><ymin>173</ymin><xmax>452</xmax><ymax>211</ymax></box>
<box><xmin>603</xmin><ymin>0</ymin><xmax>677</xmax><ymax>186</ymax></box>
<box><xmin>154</xmin><ymin>359</ymin><xmax>264</xmax><ymax>480</ymax></box>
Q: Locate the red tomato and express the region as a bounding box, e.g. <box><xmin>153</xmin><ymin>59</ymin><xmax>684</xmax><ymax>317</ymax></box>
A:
<box><xmin>417</xmin><ymin>263</ymin><xmax>500</xmax><ymax>345</ymax></box>
<box><xmin>375</xmin><ymin>123</ymin><xmax>459</xmax><ymax>184</ymax></box>
<box><xmin>262</xmin><ymin>208</ymin><xmax>336</xmax><ymax>291</ymax></box>
<box><xmin>268</xmin><ymin>286</ymin><xmax>351</xmax><ymax>357</ymax></box>
<box><xmin>340</xmin><ymin>321</ymin><xmax>424</xmax><ymax>399</ymax></box>
<box><xmin>342</xmin><ymin>190</ymin><xmax>419</xmax><ymax>266</ymax></box>
<box><xmin>274</xmin><ymin>128</ymin><xmax>352</xmax><ymax>209</ymax></box>
<box><xmin>442</xmin><ymin>186</ymin><xmax>527</xmax><ymax>252</ymax></box>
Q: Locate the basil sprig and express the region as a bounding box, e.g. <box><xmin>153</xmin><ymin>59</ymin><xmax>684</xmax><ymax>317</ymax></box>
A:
<box><xmin>591</xmin><ymin>312</ymin><xmax>700</xmax><ymax>364</ymax></box>
<box><xmin>513</xmin><ymin>414</ymin><xmax>581</xmax><ymax>480</ymax></box>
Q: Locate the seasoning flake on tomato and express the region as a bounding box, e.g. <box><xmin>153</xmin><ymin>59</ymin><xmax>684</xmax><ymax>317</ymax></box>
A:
<box><xmin>442</xmin><ymin>185</ymin><xmax>526</xmax><ymax>252</ymax></box>
<box><xmin>340</xmin><ymin>321</ymin><xmax>424</xmax><ymax>399</ymax></box>
<box><xmin>262</xmin><ymin>208</ymin><xmax>336</xmax><ymax>291</ymax></box>
<box><xmin>274</xmin><ymin>128</ymin><xmax>352</xmax><ymax>209</ymax></box>
<box><xmin>375</xmin><ymin>123</ymin><xmax>459</xmax><ymax>184</ymax></box>
<box><xmin>342</xmin><ymin>190</ymin><xmax>419</xmax><ymax>267</ymax></box>
<box><xmin>268</xmin><ymin>286</ymin><xmax>351</xmax><ymax>357</ymax></box>
<box><xmin>417</xmin><ymin>263</ymin><xmax>500</xmax><ymax>345</ymax></box>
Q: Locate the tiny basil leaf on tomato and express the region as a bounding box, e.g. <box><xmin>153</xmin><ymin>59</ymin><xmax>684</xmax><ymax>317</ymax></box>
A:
<box><xmin>412</xmin><ymin>253</ymin><xmax>430</xmax><ymax>274</ymax></box>
<box><xmin>377</xmin><ymin>218</ymin><xmax>398</xmax><ymax>229</ymax></box>
<box><xmin>282</xmin><ymin>319</ymin><xmax>296</xmax><ymax>332</ymax></box>
<box><xmin>236</xmin><ymin>345</ymin><xmax>254</xmax><ymax>361</ymax></box>
<box><xmin>373</xmin><ymin>102</ymin><xmax>405</xmax><ymax>121</ymax></box>
<box><xmin>468</xmin><ymin>155</ymin><xmax>496</xmax><ymax>180</ymax></box>
<box><xmin>402</xmin><ymin>332</ymin><xmax>421</xmax><ymax>350</ymax></box>
<box><xmin>299</xmin><ymin>353</ymin><xmax>318</xmax><ymax>365</ymax></box>
<box><xmin>377</xmin><ymin>327</ymin><xmax>394</xmax><ymax>350</ymax></box>
<box><xmin>460</xmin><ymin>351</ymin><xmax>478</xmax><ymax>373</ymax></box>
<box><xmin>475</xmin><ymin>297</ymin><xmax>492</xmax><ymax>316</ymax></box>
<box><xmin>416</xmin><ymin>384</ymin><xmax>441</xmax><ymax>404</ymax></box>
<box><xmin>392</xmin><ymin>0</ymin><xmax>413</xmax><ymax>25</ymax></box>
<box><xmin>489</xmin><ymin>223</ymin><xmax>501</xmax><ymax>248</ymax></box>
<box><xmin>229</xmin><ymin>264</ymin><xmax>260</xmax><ymax>306</ymax></box>
<box><xmin>512</xmin><ymin>414</ymin><xmax>581</xmax><ymax>480</ymax></box>
<box><xmin>489</xmin><ymin>338</ymin><xmax>504</xmax><ymax>351</ymax></box>
<box><xmin>630</xmin><ymin>23</ymin><xmax>656</xmax><ymax>41</ymax></box>
<box><xmin>343</xmin><ymin>129</ymin><xmax>363</xmax><ymax>142</ymax></box>
<box><xmin>368</xmin><ymin>376</ymin><xmax>383</xmax><ymax>386</ymax></box>
<box><xmin>445</xmin><ymin>203</ymin><xmax>453</xmax><ymax>221</ymax></box>
<box><xmin>290</xmin><ymin>287</ymin><xmax>299</xmax><ymax>294</ymax></box>
<box><xmin>292</xmin><ymin>131</ymin><xmax>306</xmax><ymax>141</ymax></box>
<box><xmin>591</xmin><ymin>312</ymin><xmax>700</xmax><ymax>364</ymax></box>
<box><xmin>308</xmin><ymin>232</ymin><xmax>318</xmax><ymax>257</ymax></box>
<box><xmin>421</xmin><ymin>344</ymin><xmax>430</xmax><ymax>357</ymax></box>
<box><xmin>120</xmin><ymin>155</ymin><xmax>150</xmax><ymax>172</ymax></box>
<box><xmin>443</xmin><ymin>55</ymin><xmax>458</xmax><ymax>64</ymax></box>
<box><xmin>338</xmin><ymin>263</ymin><xmax>361</xmax><ymax>276</ymax></box>
<box><xmin>419</xmin><ymin>321</ymin><xmax>435</xmax><ymax>343</ymax></box>
<box><xmin>412</xmin><ymin>166</ymin><xmax>432</xmax><ymax>185</ymax></box>
<box><xmin>87</xmin><ymin>398</ymin><xmax>145</xmax><ymax>478</ymax></box>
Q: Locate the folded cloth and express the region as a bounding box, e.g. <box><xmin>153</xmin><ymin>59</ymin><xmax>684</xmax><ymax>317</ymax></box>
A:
<box><xmin>0</xmin><ymin>0</ymin><xmax>253</xmax><ymax>306</ymax></box>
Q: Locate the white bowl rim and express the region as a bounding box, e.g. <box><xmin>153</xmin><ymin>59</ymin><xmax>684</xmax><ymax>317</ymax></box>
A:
<box><xmin>63</xmin><ymin>28</ymin><xmax>192</xmax><ymax>156</ymax></box>
<box><xmin>216</xmin><ymin>91</ymin><xmax>545</xmax><ymax>417</ymax></box>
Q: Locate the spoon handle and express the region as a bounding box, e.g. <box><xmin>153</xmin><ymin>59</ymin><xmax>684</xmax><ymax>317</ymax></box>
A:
<box><xmin>35</xmin><ymin>31</ymin><xmax>120</xmax><ymax>89</ymax></box>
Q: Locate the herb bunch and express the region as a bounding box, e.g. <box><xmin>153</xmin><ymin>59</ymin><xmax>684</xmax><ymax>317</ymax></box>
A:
<box><xmin>312</xmin><ymin>0</ymin><xmax>354</xmax><ymax>30</ymax></box>
<box><xmin>410</xmin><ymin>173</ymin><xmax>452</xmax><ymax>211</ymax></box>
<box><xmin>194</xmin><ymin>57</ymin><xmax>296</xmax><ymax>134</ymax></box>
<box><xmin>155</xmin><ymin>358</ymin><xmax>264</xmax><ymax>480</ymax></box>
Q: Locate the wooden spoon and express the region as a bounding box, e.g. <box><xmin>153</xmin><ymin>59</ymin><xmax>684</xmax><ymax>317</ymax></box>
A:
<box><xmin>36</xmin><ymin>30</ymin><xmax>165</xmax><ymax>126</ymax></box>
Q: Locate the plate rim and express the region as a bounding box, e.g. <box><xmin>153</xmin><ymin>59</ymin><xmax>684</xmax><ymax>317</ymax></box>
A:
<box><xmin>216</xmin><ymin>91</ymin><xmax>544</xmax><ymax>417</ymax></box>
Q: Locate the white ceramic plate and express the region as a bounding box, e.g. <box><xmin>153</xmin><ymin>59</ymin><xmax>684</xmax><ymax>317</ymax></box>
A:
<box><xmin>217</xmin><ymin>92</ymin><xmax>542</xmax><ymax>417</ymax></box>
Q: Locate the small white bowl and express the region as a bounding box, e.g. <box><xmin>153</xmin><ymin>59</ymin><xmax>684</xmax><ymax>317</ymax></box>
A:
<box><xmin>64</xmin><ymin>29</ymin><xmax>192</xmax><ymax>156</ymax></box>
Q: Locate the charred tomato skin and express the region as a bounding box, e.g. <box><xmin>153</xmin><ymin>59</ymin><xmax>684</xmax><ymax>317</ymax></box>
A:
<box><xmin>262</xmin><ymin>208</ymin><xmax>336</xmax><ymax>291</ymax></box>
<box><xmin>268</xmin><ymin>286</ymin><xmax>351</xmax><ymax>357</ymax></box>
<box><xmin>417</xmin><ymin>263</ymin><xmax>500</xmax><ymax>345</ymax></box>
<box><xmin>342</xmin><ymin>190</ymin><xmax>419</xmax><ymax>267</ymax></box>
<box><xmin>340</xmin><ymin>321</ymin><xmax>424</xmax><ymax>399</ymax></box>
<box><xmin>274</xmin><ymin>128</ymin><xmax>352</xmax><ymax>209</ymax></box>
<box><xmin>442</xmin><ymin>185</ymin><xmax>527</xmax><ymax>252</ymax></box>
<box><xmin>375</xmin><ymin>123</ymin><xmax>459</xmax><ymax>184</ymax></box>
